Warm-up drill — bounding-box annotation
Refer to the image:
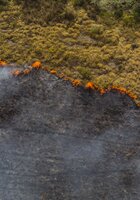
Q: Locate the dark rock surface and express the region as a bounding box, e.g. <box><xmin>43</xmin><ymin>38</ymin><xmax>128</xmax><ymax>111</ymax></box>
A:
<box><xmin>0</xmin><ymin>68</ymin><xmax>140</xmax><ymax>200</ymax></box>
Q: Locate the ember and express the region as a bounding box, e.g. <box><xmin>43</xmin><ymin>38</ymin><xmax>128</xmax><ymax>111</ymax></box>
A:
<box><xmin>85</xmin><ymin>82</ymin><xmax>95</xmax><ymax>89</ymax></box>
<box><xmin>127</xmin><ymin>92</ymin><xmax>137</xmax><ymax>100</ymax></box>
<box><xmin>0</xmin><ymin>60</ymin><xmax>6</xmax><ymax>66</ymax></box>
<box><xmin>50</xmin><ymin>70</ymin><xmax>57</xmax><ymax>75</ymax></box>
<box><xmin>32</xmin><ymin>61</ymin><xmax>42</xmax><ymax>69</ymax></box>
<box><xmin>100</xmin><ymin>89</ymin><xmax>106</xmax><ymax>95</ymax></box>
<box><xmin>72</xmin><ymin>79</ymin><xmax>81</xmax><ymax>86</ymax></box>
<box><xmin>111</xmin><ymin>86</ymin><xmax>127</xmax><ymax>94</ymax></box>
<box><xmin>111</xmin><ymin>86</ymin><xmax>137</xmax><ymax>100</ymax></box>
<box><xmin>12</xmin><ymin>70</ymin><xmax>21</xmax><ymax>77</ymax></box>
<box><xmin>23</xmin><ymin>69</ymin><xmax>31</xmax><ymax>75</ymax></box>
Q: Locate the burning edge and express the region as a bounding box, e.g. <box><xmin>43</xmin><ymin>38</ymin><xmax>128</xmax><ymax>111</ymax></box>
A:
<box><xmin>0</xmin><ymin>60</ymin><xmax>139</xmax><ymax>107</ymax></box>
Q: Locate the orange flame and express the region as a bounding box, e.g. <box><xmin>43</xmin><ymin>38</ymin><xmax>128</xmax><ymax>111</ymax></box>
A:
<box><xmin>111</xmin><ymin>86</ymin><xmax>137</xmax><ymax>100</ymax></box>
<box><xmin>72</xmin><ymin>79</ymin><xmax>81</xmax><ymax>86</ymax></box>
<box><xmin>127</xmin><ymin>92</ymin><xmax>137</xmax><ymax>100</ymax></box>
<box><xmin>0</xmin><ymin>60</ymin><xmax>6</xmax><ymax>66</ymax></box>
<box><xmin>32</xmin><ymin>61</ymin><xmax>42</xmax><ymax>69</ymax></box>
<box><xmin>100</xmin><ymin>88</ymin><xmax>106</xmax><ymax>95</ymax></box>
<box><xmin>23</xmin><ymin>69</ymin><xmax>31</xmax><ymax>75</ymax></box>
<box><xmin>111</xmin><ymin>86</ymin><xmax>127</xmax><ymax>94</ymax></box>
<box><xmin>50</xmin><ymin>70</ymin><xmax>57</xmax><ymax>75</ymax></box>
<box><xmin>2</xmin><ymin>56</ymin><xmax>137</xmax><ymax>107</ymax></box>
<box><xmin>85</xmin><ymin>82</ymin><xmax>95</xmax><ymax>89</ymax></box>
<box><xmin>12</xmin><ymin>70</ymin><xmax>21</xmax><ymax>77</ymax></box>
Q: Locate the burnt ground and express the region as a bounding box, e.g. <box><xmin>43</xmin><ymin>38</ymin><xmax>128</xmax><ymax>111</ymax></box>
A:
<box><xmin>0</xmin><ymin>68</ymin><xmax>140</xmax><ymax>200</ymax></box>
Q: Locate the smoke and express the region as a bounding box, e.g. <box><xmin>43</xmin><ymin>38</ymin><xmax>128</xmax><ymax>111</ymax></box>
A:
<box><xmin>0</xmin><ymin>67</ymin><xmax>20</xmax><ymax>101</ymax></box>
<box><xmin>0</xmin><ymin>67</ymin><xmax>12</xmax><ymax>81</ymax></box>
<box><xmin>55</xmin><ymin>135</ymin><xmax>104</xmax><ymax>198</ymax></box>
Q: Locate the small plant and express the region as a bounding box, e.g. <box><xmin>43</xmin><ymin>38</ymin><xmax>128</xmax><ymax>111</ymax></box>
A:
<box><xmin>62</xmin><ymin>6</ymin><xmax>76</xmax><ymax>22</ymax></box>
<box><xmin>0</xmin><ymin>0</ymin><xmax>8</xmax><ymax>6</ymax></box>
<box><xmin>90</xmin><ymin>25</ymin><xmax>104</xmax><ymax>39</ymax></box>
<box><xmin>133</xmin><ymin>2</ymin><xmax>140</xmax><ymax>21</ymax></box>
<box><xmin>77</xmin><ymin>67</ymin><xmax>92</xmax><ymax>80</ymax></box>
<box><xmin>0</xmin><ymin>0</ymin><xmax>8</xmax><ymax>11</ymax></box>
<box><xmin>73</xmin><ymin>0</ymin><xmax>85</xmax><ymax>7</ymax></box>
<box><xmin>122</xmin><ymin>13</ymin><xmax>135</xmax><ymax>26</ymax></box>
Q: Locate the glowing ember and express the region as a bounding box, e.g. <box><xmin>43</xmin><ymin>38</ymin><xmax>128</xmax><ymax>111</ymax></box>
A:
<box><xmin>111</xmin><ymin>86</ymin><xmax>127</xmax><ymax>94</ymax></box>
<box><xmin>0</xmin><ymin>60</ymin><xmax>6</xmax><ymax>66</ymax></box>
<box><xmin>127</xmin><ymin>92</ymin><xmax>137</xmax><ymax>100</ymax></box>
<box><xmin>85</xmin><ymin>82</ymin><xmax>95</xmax><ymax>89</ymax></box>
<box><xmin>23</xmin><ymin>69</ymin><xmax>31</xmax><ymax>75</ymax></box>
<box><xmin>72</xmin><ymin>79</ymin><xmax>81</xmax><ymax>86</ymax></box>
<box><xmin>100</xmin><ymin>89</ymin><xmax>106</xmax><ymax>95</ymax></box>
<box><xmin>32</xmin><ymin>61</ymin><xmax>42</xmax><ymax>69</ymax></box>
<box><xmin>50</xmin><ymin>70</ymin><xmax>57</xmax><ymax>75</ymax></box>
<box><xmin>12</xmin><ymin>70</ymin><xmax>21</xmax><ymax>77</ymax></box>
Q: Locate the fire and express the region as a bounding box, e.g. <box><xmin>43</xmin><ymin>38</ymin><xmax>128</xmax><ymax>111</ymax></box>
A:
<box><xmin>100</xmin><ymin>88</ymin><xmax>106</xmax><ymax>95</ymax></box>
<box><xmin>0</xmin><ymin>60</ymin><xmax>6</xmax><ymax>66</ymax></box>
<box><xmin>111</xmin><ymin>86</ymin><xmax>138</xmax><ymax>99</ymax></box>
<box><xmin>5</xmin><ymin>57</ymin><xmax>138</xmax><ymax>105</ymax></box>
<box><xmin>32</xmin><ymin>61</ymin><xmax>42</xmax><ymax>69</ymax></box>
<box><xmin>72</xmin><ymin>79</ymin><xmax>81</xmax><ymax>86</ymax></box>
<box><xmin>111</xmin><ymin>86</ymin><xmax>127</xmax><ymax>94</ymax></box>
<box><xmin>85</xmin><ymin>82</ymin><xmax>95</xmax><ymax>89</ymax></box>
<box><xmin>12</xmin><ymin>70</ymin><xmax>21</xmax><ymax>77</ymax></box>
<box><xmin>23</xmin><ymin>69</ymin><xmax>31</xmax><ymax>75</ymax></box>
<box><xmin>111</xmin><ymin>86</ymin><xmax>137</xmax><ymax>100</ymax></box>
<box><xmin>50</xmin><ymin>70</ymin><xmax>57</xmax><ymax>75</ymax></box>
<box><xmin>127</xmin><ymin>92</ymin><xmax>137</xmax><ymax>100</ymax></box>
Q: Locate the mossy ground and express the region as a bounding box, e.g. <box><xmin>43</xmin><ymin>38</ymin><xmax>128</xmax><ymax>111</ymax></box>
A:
<box><xmin>0</xmin><ymin>1</ymin><xmax>140</xmax><ymax>104</ymax></box>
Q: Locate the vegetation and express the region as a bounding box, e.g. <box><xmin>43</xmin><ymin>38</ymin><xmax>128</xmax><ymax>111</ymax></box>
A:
<box><xmin>0</xmin><ymin>0</ymin><xmax>140</xmax><ymax>104</ymax></box>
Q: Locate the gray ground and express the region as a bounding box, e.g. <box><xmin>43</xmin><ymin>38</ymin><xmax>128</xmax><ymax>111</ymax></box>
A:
<box><xmin>0</xmin><ymin>67</ymin><xmax>140</xmax><ymax>200</ymax></box>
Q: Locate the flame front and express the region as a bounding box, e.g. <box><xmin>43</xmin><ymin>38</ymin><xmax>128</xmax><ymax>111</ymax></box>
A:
<box><xmin>85</xmin><ymin>82</ymin><xmax>95</xmax><ymax>89</ymax></box>
<box><xmin>12</xmin><ymin>70</ymin><xmax>21</xmax><ymax>76</ymax></box>
<box><xmin>0</xmin><ymin>58</ymin><xmax>138</xmax><ymax>107</ymax></box>
<box><xmin>32</xmin><ymin>61</ymin><xmax>42</xmax><ymax>69</ymax></box>
<box><xmin>72</xmin><ymin>79</ymin><xmax>81</xmax><ymax>86</ymax></box>
<box><xmin>0</xmin><ymin>60</ymin><xmax>6</xmax><ymax>66</ymax></box>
